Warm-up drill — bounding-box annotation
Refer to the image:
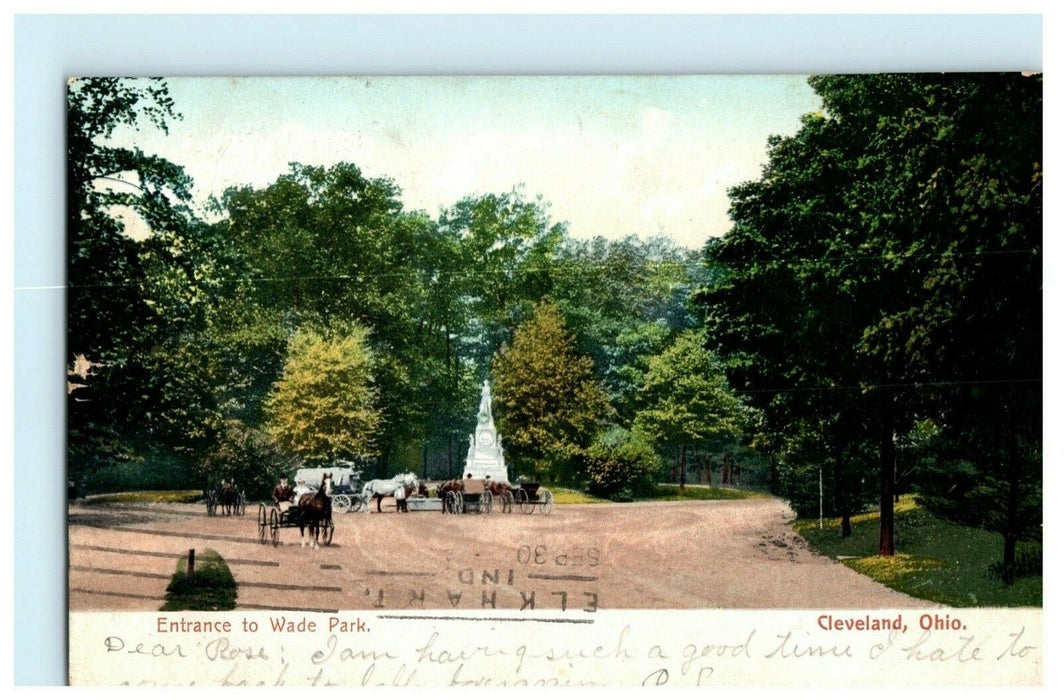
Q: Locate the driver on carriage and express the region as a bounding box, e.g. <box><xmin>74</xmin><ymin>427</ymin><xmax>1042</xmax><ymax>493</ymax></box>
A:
<box><xmin>272</xmin><ymin>475</ymin><xmax>295</xmax><ymax>513</ymax></box>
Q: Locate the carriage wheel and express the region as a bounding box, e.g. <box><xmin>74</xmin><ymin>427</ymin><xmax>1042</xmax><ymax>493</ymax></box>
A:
<box><xmin>257</xmin><ymin>504</ymin><xmax>268</xmax><ymax>543</ymax></box>
<box><xmin>539</xmin><ymin>489</ymin><xmax>554</xmax><ymax>515</ymax></box>
<box><xmin>483</xmin><ymin>490</ymin><xmax>493</xmax><ymax>514</ymax></box>
<box><xmin>516</xmin><ymin>488</ymin><xmax>533</xmax><ymax>514</ymax></box>
<box><xmin>332</xmin><ymin>494</ymin><xmax>351</xmax><ymax>513</ymax></box>
<box><xmin>238</xmin><ymin>492</ymin><xmax>247</xmax><ymax>516</ymax></box>
<box><xmin>351</xmin><ymin>494</ymin><xmax>365</xmax><ymax>513</ymax></box>
<box><xmin>269</xmin><ymin>507</ymin><xmax>281</xmax><ymax>546</ymax></box>
<box><xmin>453</xmin><ymin>492</ymin><xmax>465</xmax><ymax>515</ymax></box>
<box><xmin>206</xmin><ymin>491</ymin><xmax>217</xmax><ymax>516</ymax></box>
<box><xmin>322</xmin><ymin>517</ymin><xmax>335</xmax><ymax>545</ymax></box>
<box><xmin>501</xmin><ymin>490</ymin><xmax>514</xmax><ymax>513</ymax></box>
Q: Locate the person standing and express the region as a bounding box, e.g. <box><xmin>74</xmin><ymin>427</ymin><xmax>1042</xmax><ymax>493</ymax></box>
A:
<box><xmin>394</xmin><ymin>483</ymin><xmax>408</xmax><ymax>513</ymax></box>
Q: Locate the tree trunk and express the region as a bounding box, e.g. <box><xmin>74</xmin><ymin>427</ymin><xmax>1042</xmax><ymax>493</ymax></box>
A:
<box><xmin>679</xmin><ymin>444</ymin><xmax>687</xmax><ymax>492</ymax></box>
<box><xmin>831</xmin><ymin>452</ymin><xmax>852</xmax><ymax>538</ymax></box>
<box><xmin>1002</xmin><ymin>439</ymin><xmax>1021</xmax><ymax>586</ymax></box>
<box><xmin>878</xmin><ymin>407</ymin><xmax>896</xmax><ymax>556</ymax></box>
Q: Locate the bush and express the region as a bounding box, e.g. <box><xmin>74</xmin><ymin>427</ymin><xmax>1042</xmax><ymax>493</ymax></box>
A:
<box><xmin>84</xmin><ymin>447</ymin><xmax>198</xmax><ymax>495</ymax></box>
<box><xmin>196</xmin><ymin>419</ymin><xmax>298</xmax><ymax>499</ymax></box>
<box><xmin>988</xmin><ymin>542</ymin><xmax>1042</xmax><ymax>581</ymax></box>
<box><xmin>583</xmin><ymin>428</ymin><xmax>661</xmax><ymax>501</ymax></box>
<box><xmin>162</xmin><ymin>549</ymin><xmax>237</xmax><ymax>611</ymax></box>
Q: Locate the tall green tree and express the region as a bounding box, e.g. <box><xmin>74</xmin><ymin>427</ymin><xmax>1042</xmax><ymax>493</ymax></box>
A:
<box><xmin>632</xmin><ymin>330</ymin><xmax>748</xmax><ymax>488</ymax></box>
<box><xmin>264</xmin><ymin>323</ymin><xmax>382</xmax><ymax>464</ymax></box>
<box><xmin>550</xmin><ymin>235</ymin><xmax>706</xmax><ymax>422</ymax></box>
<box><xmin>67</xmin><ymin>77</ymin><xmax>222</xmax><ymax>481</ymax></box>
<box><xmin>491</xmin><ymin>301</ymin><xmax>612</xmax><ymax>481</ymax></box>
<box><xmin>700</xmin><ymin>73</ymin><xmax>1041</xmax><ymax>571</ymax></box>
<box><xmin>439</xmin><ymin>189</ymin><xmax>565</xmax><ymax>371</ymax></box>
<box><xmin>812</xmin><ymin>73</ymin><xmax>1042</xmax><ymax>571</ymax></box>
<box><xmin>700</xmin><ymin>111</ymin><xmax>875</xmax><ymax>538</ymax></box>
<box><xmin>214</xmin><ymin>163</ymin><xmax>448</xmax><ymax>471</ymax></box>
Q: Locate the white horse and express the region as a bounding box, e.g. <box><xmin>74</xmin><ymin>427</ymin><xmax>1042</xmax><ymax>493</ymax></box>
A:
<box><xmin>362</xmin><ymin>472</ymin><xmax>419</xmax><ymax>513</ymax></box>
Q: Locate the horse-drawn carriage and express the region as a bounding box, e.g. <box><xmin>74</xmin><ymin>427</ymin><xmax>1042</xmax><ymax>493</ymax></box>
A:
<box><xmin>257</xmin><ymin>501</ymin><xmax>335</xmax><ymax>547</ymax></box>
<box><xmin>258</xmin><ymin>474</ymin><xmax>335</xmax><ymax>548</ymax></box>
<box><xmin>436</xmin><ymin>478</ymin><xmax>551</xmax><ymax>515</ymax></box>
<box><xmin>206</xmin><ymin>482</ymin><xmax>246</xmax><ymax>516</ymax></box>
<box><xmin>440</xmin><ymin>478</ymin><xmax>496</xmax><ymax>514</ymax></box>
<box><xmin>294</xmin><ymin>466</ymin><xmax>365</xmax><ymax>513</ymax></box>
<box><xmin>511</xmin><ymin>480</ymin><xmax>554</xmax><ymax>515</ymax></box>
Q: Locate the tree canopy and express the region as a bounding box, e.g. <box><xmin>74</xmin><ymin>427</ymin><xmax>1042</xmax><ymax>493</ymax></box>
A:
<box><xmin>264</xmin><ymin>323</ymin><xmax>381</xmax><ymax>464</ymax></box>
<box><xmin>67</xmin><ymin>76</ymin><xmax>1042</xmax><ymax>585</ymax></box>
<box><xmin>700</xmin><ymin>73</ymin><xmax>1041</xmax><ymax>573</ymax></box>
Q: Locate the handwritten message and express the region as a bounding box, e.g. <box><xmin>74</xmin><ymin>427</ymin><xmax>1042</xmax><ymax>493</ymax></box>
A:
<box><xmin>69</xmin><ymin>609</ymin><xmax>1042</xmax><ymax>686</ymax></box>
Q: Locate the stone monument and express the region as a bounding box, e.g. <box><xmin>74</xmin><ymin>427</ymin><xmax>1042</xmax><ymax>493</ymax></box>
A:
<box><xmin>463</xmin><ymin>380</ymin><xmax>509</xmax><ymax>482</ymax></box>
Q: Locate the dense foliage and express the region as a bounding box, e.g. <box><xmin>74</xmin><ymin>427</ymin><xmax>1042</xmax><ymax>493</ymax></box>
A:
<box><xmin>491</xmin><ymin>301</ymin><xmax>613</xmax><ymax>482</ymax></box>
<box><xmin>699</xmin><ymin>73</ymin><xmax>1041</xmax><ymax>579</ymax></box>
<box><xmin>583</xmin><ymin>427</ymin><xmax>661</xmax><ymax>501</ymax></box>
<box><xmin>264</xmin><ymin>323</ymin><xmax>381</xmax><ymax>463</ymax></box>
<box><xmin>68</xmin><ymin>77</ymin><xmax>1041</xmax><ymax>584</ymax></box>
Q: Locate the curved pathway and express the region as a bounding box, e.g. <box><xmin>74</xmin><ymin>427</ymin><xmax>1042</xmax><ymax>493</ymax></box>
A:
<box><xmin>68</xmin><ymin>496</ymin><xmax>927</xmax><ymax>612</ymax></box>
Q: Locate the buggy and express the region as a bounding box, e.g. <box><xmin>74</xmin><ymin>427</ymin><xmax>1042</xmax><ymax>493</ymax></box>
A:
<box><xmin>512</xmin><ymin>480</ymin><xmax>553</xmax><ymax>515</ymax></box>
<box><xmin>293</xmin><ymin>465</ymin><xmax>365</xmax><ymax>513</ymax></box>
<box><xmin>444</xmin><ymin>478</ymin><xmax>494</xmax><ymax>515</ymax></box>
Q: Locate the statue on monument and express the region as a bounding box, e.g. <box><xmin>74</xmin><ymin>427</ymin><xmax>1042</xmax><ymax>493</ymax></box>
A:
<box><xmin>463</xmin><ymin>379</ymin><xmax>508</xmax><ymax>482</ymax></box>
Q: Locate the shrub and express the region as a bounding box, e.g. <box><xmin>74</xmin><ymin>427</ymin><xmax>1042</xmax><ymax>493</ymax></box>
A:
<box><xmin>162</xmin><ymin>549</ymin><xmax>237</xmax><ymax>611</ymax></box>
<box><xmin>196</xmin><ymin>419</ymin><xmax>298</xmax><ymax>499</ymax></box>
<box><xmin>84</xmin><ymin>447</ymin><xmax>198</xmax><ymax>495</ymax></box>
<box><xmin>583</xmin><ymin>428</ymin><xmax>661</xmax><ymax>501</ymax></box>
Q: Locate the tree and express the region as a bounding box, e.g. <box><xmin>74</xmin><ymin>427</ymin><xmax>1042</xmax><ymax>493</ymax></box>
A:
<box><xmin>264</xmin><ymin>323</ymin><xmax>382</xmax><ymax>464</ymax></box>
<box><xmin>67</xmin><ymin>78</ymin><xmax>223</xmax><ymax>481</ymax></box>
<box><xmin>196</xmin><ymin>419</ymin><xmax>299</xmax><ymax>497</ymax></box>
<box><xmin>491</xmin><ymin>301</ymin><xmax>612</xmax><ymax>481</ymax></box>
<box><xmin>702</xmin><ymin>104</ymin><xmax>897</xmax><ymax>538</ymax></box>
<box><xmin>583</xmin><ymin>427</ymin><xmax>661</xmax><ymax>501</ymax></box>
<box><xmin>549</xmin><ymin>235</ymin><xmax>705</xmax><ymax>422</ymax></box>
<box><xmin>811</xmin><ymin>73</ymin><xmax>1042</xmax><ymax>572</ymax></box>
<box><xmin>439</xmin><ymin>189</ymin><xmax>565</xmax><ymax>372</ymax></box>
<box><xmin>215</xmin><ymin>163</ymin><xmax>456</xmax><ymax>472</ymax></box>
<box><xmin>700</xmin><ymin>73</ymin><xmax>1041</xmax><ymax>570</ymax></box>
<box><xmin>632</xmin><ymin>330</ymin><xmax>748</xmax><ymax>489</ymax></box>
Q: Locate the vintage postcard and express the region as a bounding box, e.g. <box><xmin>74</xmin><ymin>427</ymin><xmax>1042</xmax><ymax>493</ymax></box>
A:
<box><xmin>66</xmin><ymin>75</ymin><xmax>1042</xmax><ymax>686</ymax></box>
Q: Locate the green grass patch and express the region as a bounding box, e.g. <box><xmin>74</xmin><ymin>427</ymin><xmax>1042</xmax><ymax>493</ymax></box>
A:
<box><xmin>85</xmin><ymin>490</ymin><xmax>203</xmax><ymax>505</ymax></box>
<box><xmin>648</xmin><ymin>484</ymin><xmax>768</xmax><ymax>501</ymax></box>
<box><xmin>548</xmin><ymin>488</ymin><xmax>612</xmax><ymax>505</ymax></box>
<box><xmin>161</xmin><ymin>549</ymin><xmax>237</xmax><ymax>611</ymax></box>
<box><xmin>794</xmin><ymin>494</ymin><xmax>1041</xmax><ymax>607</ymax></box>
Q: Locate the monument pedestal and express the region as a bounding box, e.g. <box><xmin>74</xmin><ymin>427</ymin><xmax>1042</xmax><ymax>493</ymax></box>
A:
<box><xmin>463</xmin><ymin>380</ymin><xmax>509</xmax><ymax>483</ymax></box>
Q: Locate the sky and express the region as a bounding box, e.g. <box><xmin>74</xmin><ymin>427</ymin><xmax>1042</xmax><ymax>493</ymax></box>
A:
<box><xmin>104</xmin><ymin>75</ymin><xmax>824</xmax><ymax>250</ymax></box>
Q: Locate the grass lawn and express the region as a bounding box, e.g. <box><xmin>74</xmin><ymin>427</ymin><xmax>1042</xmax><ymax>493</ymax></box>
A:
<box><xmin>649</xmin><ymin>484</ymin><xmax>768</xmax><ymax>501</ymax></box>
<box><xmin>794</xmin><ymin>494</ymin><xmax>1041</xmax><ymax>607</ymax></box>
<box><xmin>161</xmin><ymin>549</ymin><xmax>237</xmax><ymax>611</ymax></box>
<box><xmin>548</xmin><ymin>484</ymin><xmax>766</xmax><ymax>504</ymax></box>
<box><xmin>84</xmin><ymin>490</ymin><xmax>203</xmax><ymax>505</ymax></box>
<box><xmin>549</xmin><ymin>488</ymin><xmax>612</xmax><ymax>505</ymax></box>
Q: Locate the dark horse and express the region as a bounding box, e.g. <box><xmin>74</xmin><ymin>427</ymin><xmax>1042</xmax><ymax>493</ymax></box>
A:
<box><xmin>437</xmin><ymin>479</ymin><xmax>461</xmax><ymax>513</ymax></box>
<box><xmin>218</xmin><ymin>481</ymin><xmax>241</xmax><ymax>515</ymax></box>
<box><xmin>297</xmin><ymin>473</ymin><xmax>333</xmax><ymax>549</ymax></box>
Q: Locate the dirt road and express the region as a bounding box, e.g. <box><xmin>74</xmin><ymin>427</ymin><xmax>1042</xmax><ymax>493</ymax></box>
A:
<box><xmin>68</xmin><ymin>497</ymin><xmax>926</xmax><ymax>612</ymax></box>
